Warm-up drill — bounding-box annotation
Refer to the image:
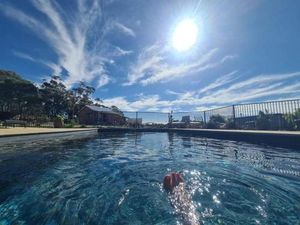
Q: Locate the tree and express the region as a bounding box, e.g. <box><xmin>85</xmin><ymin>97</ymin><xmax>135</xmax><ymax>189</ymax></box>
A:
<box><xmin>67</xmin><ymin>82</ymin><xmax>95</xmax><ymax>119</ymax></box>
<box><xmin>283</xmin><ymin>108</ymin><xmax>300</xmax><ymax>130</ymax></box>
<box><xmin>39</xmin><ymin>76</ymin><xmax>68</xmax><ymax>117</ymax></box>
<box><xmin>0</xmin><ymin>70</ymin><xmax>103</xmax><ymax>123</ymax></box>
<box><xmin>256</xmin><ymin>111</ymin><xmax>270</xmax><ymax>130</ymax></box>
<box><xmin>206</xmin><ymin>114</ymin><xmax>226</xmax><ymax>129</ymax></box>
<box><xmin>94</xmin><ymin>98</ymin><xmax>103</xmax><ymax>107</ymax></box>
<box><xmin>0</xmin><ymin>70</ymin><xmax>40</xmax><ymax>120</ymax></box>
<box><xmin>111</xmin><ymin>105</ymin><xmax>124</xmax><ymax>116</ymax></box>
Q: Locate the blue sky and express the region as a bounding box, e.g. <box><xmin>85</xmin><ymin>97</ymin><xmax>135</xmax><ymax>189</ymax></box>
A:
<box><xmin>0</xmin><ymin>0</ymin><xmax>300</xmax><ymax>112</ymax></box>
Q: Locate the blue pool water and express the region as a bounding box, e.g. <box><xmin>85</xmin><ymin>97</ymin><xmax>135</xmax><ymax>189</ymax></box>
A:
<box><xmin>0</xmin><ymin>131</ymin><xmax>300</xmax><ymax>225</ymax></box>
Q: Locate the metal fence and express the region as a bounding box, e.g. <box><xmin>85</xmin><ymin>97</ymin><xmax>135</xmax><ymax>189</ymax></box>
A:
<box><xmin>1</xmin><ymin>99</ymin><xmax>300</xmax><ymax>131</ymax></box>
<box><xmin>234</xmin><ymin>99</ymin><xmax>300</xmax><ymax>130</ymax></box>
<box><xmin>0</xmin><ymin>120</ymin><xmax>55</xmax><ymax>128</ymax></box>
<box><xmin>122</xmin><ymin>99</ymin><xmax>300</xmax><ymax>131</ymax></box>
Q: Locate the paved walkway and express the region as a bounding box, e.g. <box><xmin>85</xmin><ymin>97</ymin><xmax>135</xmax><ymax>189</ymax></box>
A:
<box><xmin>0</xmin><ymin>127</ymin><xmax>98</xmax><ymax>137</ymax></box>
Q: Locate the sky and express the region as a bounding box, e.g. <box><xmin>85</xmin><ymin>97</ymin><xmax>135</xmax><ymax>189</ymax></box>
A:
<box><xmin>0</xmin><ymin>0</ymin><xmax>300</xmax><ymax>113</ymax></box>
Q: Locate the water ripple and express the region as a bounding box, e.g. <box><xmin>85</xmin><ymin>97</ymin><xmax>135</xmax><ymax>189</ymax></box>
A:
<box><xmin>0</xmin><ymin>132</ymin><xmax>299</xmax><ymax>224</ymax></box>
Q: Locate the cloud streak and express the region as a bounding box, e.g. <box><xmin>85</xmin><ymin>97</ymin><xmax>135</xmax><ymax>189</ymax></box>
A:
<box><xmin>105</xmin><ymin>71</ymin><xmax>300</xmax><ymax>111</ymax></box>
<box><xmin>112</xmin><ymin>21</ymin><xmax>136</xmax><ymax>37</ymax></box>
<box><xmin>12</xmin><ymin>50</ymin><xmax>63</xmax><ymax>75</ymax></box>
<box><xmin>124</xmin><ymin>43</ymin><xmax>236</xmax><ymax>86</ymax></box>
<box><xmin>0</xmin><ymin>0</ymin><xmax>134</xmax><ymax>88</ymax></box>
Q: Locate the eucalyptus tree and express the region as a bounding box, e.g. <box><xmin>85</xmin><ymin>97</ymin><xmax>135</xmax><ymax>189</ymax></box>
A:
<box><xmin>0</xmin><ymin>70</ymin><xmax>40</xmax><ymax>120</ymax></box>
<box><xmin>39</xmin><ymin>76</ymin><xmax>69</xmax><ymax>117</ymax></box>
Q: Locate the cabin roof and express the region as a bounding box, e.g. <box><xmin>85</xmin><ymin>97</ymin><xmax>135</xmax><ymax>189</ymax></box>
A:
<box><xmin>83</xmin><ymin>105</ymin><xmax>123</xmax><ymax>116</ymax></box>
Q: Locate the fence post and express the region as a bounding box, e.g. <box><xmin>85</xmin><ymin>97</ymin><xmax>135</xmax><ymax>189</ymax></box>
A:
<box><xmin>204</xmin><ymin>111</ymin><xmax>207</xmax><ymax>126</ymax></box>
<box><xmin>135</xmin><ymin>112</ymin><xmax>138</xmax><ymax>128</ymax></box>
<box><xmin>233</xmin><ymin>105</ymin><xmax>236</xmax><ymax>129</ymax></box>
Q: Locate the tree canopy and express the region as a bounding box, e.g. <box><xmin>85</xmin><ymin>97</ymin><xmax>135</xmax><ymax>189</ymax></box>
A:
<box><xmin>0</xmin><ymin>70</ymin><xmax>114</xmax><ymax>121</ymax></box>
<box><xmin>0</xmin><ymin>70</ymin><xmax>40</xmax><ymax>120</ymax></box>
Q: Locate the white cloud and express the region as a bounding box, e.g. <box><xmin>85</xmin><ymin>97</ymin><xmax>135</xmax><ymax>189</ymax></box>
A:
<box><xmin>12</xmin><ymin>50</ymin><xmax>63</xmax><ymax>76</ymax></box>
<box><xmin>12</xmin><ymin>50</ymin><xmax>36</xmax><ymax>62</ymax></box>
<box><xmin>165</xmin><ymin>89</ymin><xmax>182</xmax><ymax>96</ymax></box>
<box><xmin>97</xmin><ymin>74</ymin><xmax>110</xmax><ymax>88</ymax></box>
<box><xmin>124</xmin><ymin>43</ymin><xmax>165</xmax><ymax>86</ymax></box>
<box><xmin>198</xmin><ymin>70</ymin><xmax>238</xmax><ymax>94</ymax></box>
<box><xmin>198</xmin><ymin>71</ymin><xmax>300</xmax><ymax>104</ymax></box>
<box><xmin>0</xmin><ymin>0</ymin><xmax>133</xmax><ymax>88</ymax></box>
<box><xmin>124</xmin><ymin>43</ymin><xmax>236</xmax><ymax>86</ymax></box>
<box><xmin>221</xmin><ymin>55</ymin><xmax>238</xmax><ymax>63</ymax></box>
<box><xmin>104</xmin><ymin>71</ymin><xmax>300</xmax><ymax>112</ymax></box>
<box><xmin>102</xmin><ymin>95</ymin><xmax>172</xmax><ymax>111</ymax></box>
<box><xmin>113</xmin><ymin>46</ymin><xmax>133</xmax><ymax>57</ymax></box>
<box><xmin>112</xmin><ymin>21</ymin><xmax>136</xmax><ymax>37</ymax></box>
<box><xmin>102</xmin><ymin>97</ymin><xmax>135</xmax><ymax>111</ymax></box>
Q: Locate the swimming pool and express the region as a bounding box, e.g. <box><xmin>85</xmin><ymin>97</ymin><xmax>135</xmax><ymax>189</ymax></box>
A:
<box><xmin>0</xmin><ymin>131</ymin><xmax>299</xmax><ymax>224</ymax></box>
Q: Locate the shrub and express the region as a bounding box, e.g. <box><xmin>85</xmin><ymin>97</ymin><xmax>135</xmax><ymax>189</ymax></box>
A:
<box><xmin>64</xmin><ymin>123</ymin><xmax>74</xmax><ymax>128</ymax></box>
<box><xmin>225</xmin><ymin>118</ymin><xmax>235</xmax><ymax>129</ymax></box>
<box><xmin>53</xmin><ymin>115</ymin><xmax>64</xmax><ymax>128</ymax></box>
<box><xmin>256</xmin><ymin>111</ymin><xmax>270</xmax><ymax>130</ymax></box>
<box><xmin>206</xmin><ymin>114</ymin><xmax>226</xmax><ymax>129</ymax></box>
<box><xmin>283</xmin><ymin>109</ymin><xmax>300</xmax><ymax>130</ymax></box>
<box><xmin>283</xmin><ymin>114</ymin><xmax>295</xmax><ymax>130</ymax></box>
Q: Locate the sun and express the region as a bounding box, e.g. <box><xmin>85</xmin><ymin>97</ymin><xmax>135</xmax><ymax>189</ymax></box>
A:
<box><xmin>172</xmin><ymin>19</ymin><xmax>198</xmax><ymax>52</ymax></box>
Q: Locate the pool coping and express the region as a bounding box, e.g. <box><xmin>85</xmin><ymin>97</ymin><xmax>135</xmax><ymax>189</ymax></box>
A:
<box><xmin>0</xmin><ymin>128</ymin><xmax>98</xmax><ymax>138</ymax></box>
<box><xmin>98</xmin><ymin>127</ymin><xmax>300</xmax><ymax>149</ymax></box>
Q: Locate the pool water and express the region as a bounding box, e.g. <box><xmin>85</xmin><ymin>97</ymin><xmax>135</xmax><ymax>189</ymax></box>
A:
<box><xmin>0</xmin><ymin>132</ymin><xmax>300</xmax><ymax>225</ymax></box>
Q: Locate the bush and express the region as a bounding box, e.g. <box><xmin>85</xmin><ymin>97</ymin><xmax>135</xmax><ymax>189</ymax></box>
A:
<box><xmin>256</xmin><ymin>111</ymin><xmax>270</xmax><ymax>130</ymax></box>
<box><xmin>53</xmin><ymin>115</ymin><xmax>64</xmax><ymax>128</ymax></box>
<box><xmin>282</xmin><ymin>109</ymin><xmax>300</xmax><ymax>130</ymax></box>
<box><xmin>225</xmin><ymin>118</ymin><xmax>235</xmax><ymax>129</ymax></box>
<box><xmin>206</xmin><ymin>114</ymin><xmax>226</xmax><ymax>129</ymax></box>
<box><xmin>64</xmin><ymin>123</ymin><xmax>74</xmax><ymax>128</ymax></box>
<box><xmin>283</xmin><ymin>114</ymin><xmax>296</xmax><ymax>130</ymax></box>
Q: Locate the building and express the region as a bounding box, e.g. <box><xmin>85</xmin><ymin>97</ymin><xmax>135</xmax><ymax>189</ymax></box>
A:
<box><xmin>78</xmin><ymin>105</ymin><xmax>125</xmax><ymax>125</ymax></box>
<box><xmin>181</xmin><ymin>115</ymin><xmax>191</xmax><ymax>123</ymax></box>
<box><xmin>127</xmin><ymin>118</ymin><xmax>142</xmax><ymax>127</ymax></box>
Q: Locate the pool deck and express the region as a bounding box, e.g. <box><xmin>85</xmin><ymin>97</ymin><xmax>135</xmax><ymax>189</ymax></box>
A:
<box><xmin>98</xmin><ymin>127</ymin><xmax>300</xmax><ymax>149</ymax></box>
<box><xmin>0</xmin><ymin>127</ymin><xmax>98</xmax><ymax>138</ymax></box>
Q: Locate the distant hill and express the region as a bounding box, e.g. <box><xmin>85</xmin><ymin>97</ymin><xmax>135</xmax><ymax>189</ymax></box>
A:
<box><xmin>0</xmin><ymin>70</ymin><xmax>32</xmax><ymax>84</ymax></box>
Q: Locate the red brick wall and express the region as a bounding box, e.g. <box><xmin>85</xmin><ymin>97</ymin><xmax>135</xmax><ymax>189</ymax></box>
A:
<box><xmin>79</xmin><ymin>107</ymin><xmax>125</xmax><ymax>125</ymax></box>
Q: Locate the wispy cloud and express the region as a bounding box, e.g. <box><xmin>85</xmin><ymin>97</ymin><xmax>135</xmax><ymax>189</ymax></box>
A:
<box><xmin>124</xmin><ymin>43</ymin><xmax>236</xmax><ymax>86</ymax></box>
<box><xmin>105</xmin><ymin>71</ymin><xmax>300</xmax><ymax>111</ymax></box>
<box><xmin>112</xmin><ymin>21</ymin><xmax>136</xmax><ymax>37</ymax></box>
<box><xmin>12</xmin><ymin>50</ymin><xmax>36</xmax><ymax>62</ymax></box>
<box><xmin>197</xmin><ymin>71</ymin><xmax>300</xmax><ymax>105</ymax></box>
<box><xmin>113</xmin><ymin>46</ymin><xmax>133</xmax><ymax>57</ymax></box>
<box><xmin>103</xmin><ymin>95</ymin><xmax>172</xmax><ymax>111</ymax></box>
<box><xmin>0</xmin><ymin>0</ymin><xmax>133</xmax><ymax>88</ymax></box>
<box><xmin>97</xmin><ymin>74</ymin><xmax>110</xmax><ymax>88</ymax></box>
<box><xmin>12</xmin><ymin>50</ymin><xmax>62</xmax><ymax>75</ymax></box>
<box><xmin>198</xmin><ymin>70</ymin><xmax>238</xmax><ymax>94</ymax></box>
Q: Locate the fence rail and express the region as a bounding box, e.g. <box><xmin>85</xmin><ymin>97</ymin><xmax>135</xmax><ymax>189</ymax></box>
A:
<box><xmin>1</xmin><ymin>99</ymin><xmax>300</xmax><ymax>131</ymax></box>
<box><xmin>122</xmin><ymin>99</ymin><xmax>300</xmax><ymax>131</ymax></box>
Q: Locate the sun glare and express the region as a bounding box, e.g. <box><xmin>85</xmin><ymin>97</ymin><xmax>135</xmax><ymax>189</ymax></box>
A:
<box><xmin>172</xmin><ymin>19</ymin><xmax>198</xmax><ymax>52</ymax></box>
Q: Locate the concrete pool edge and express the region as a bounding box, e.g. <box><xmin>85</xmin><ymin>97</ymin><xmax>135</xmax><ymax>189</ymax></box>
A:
<box><xmin>98</xmin><ymin>127</ymin><xmax>300</xmax><ymax>149</ymax></box>
<box><xmin>0</xmin><ymin>128</ymin><xmax>98</xmax><ymax>138</ymax></box>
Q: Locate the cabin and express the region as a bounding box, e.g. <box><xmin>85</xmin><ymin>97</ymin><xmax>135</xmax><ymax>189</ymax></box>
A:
<box><xmin>78</xmin><ymin>105</ymin><xmax>125</xmax><ymax>125</ymax></box>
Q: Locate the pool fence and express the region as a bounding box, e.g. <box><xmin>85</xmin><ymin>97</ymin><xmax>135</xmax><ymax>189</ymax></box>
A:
<box><xmin>123</xmin><ymin>99</ymin><xmax>300</xmax><ymax>131</ymax></box>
